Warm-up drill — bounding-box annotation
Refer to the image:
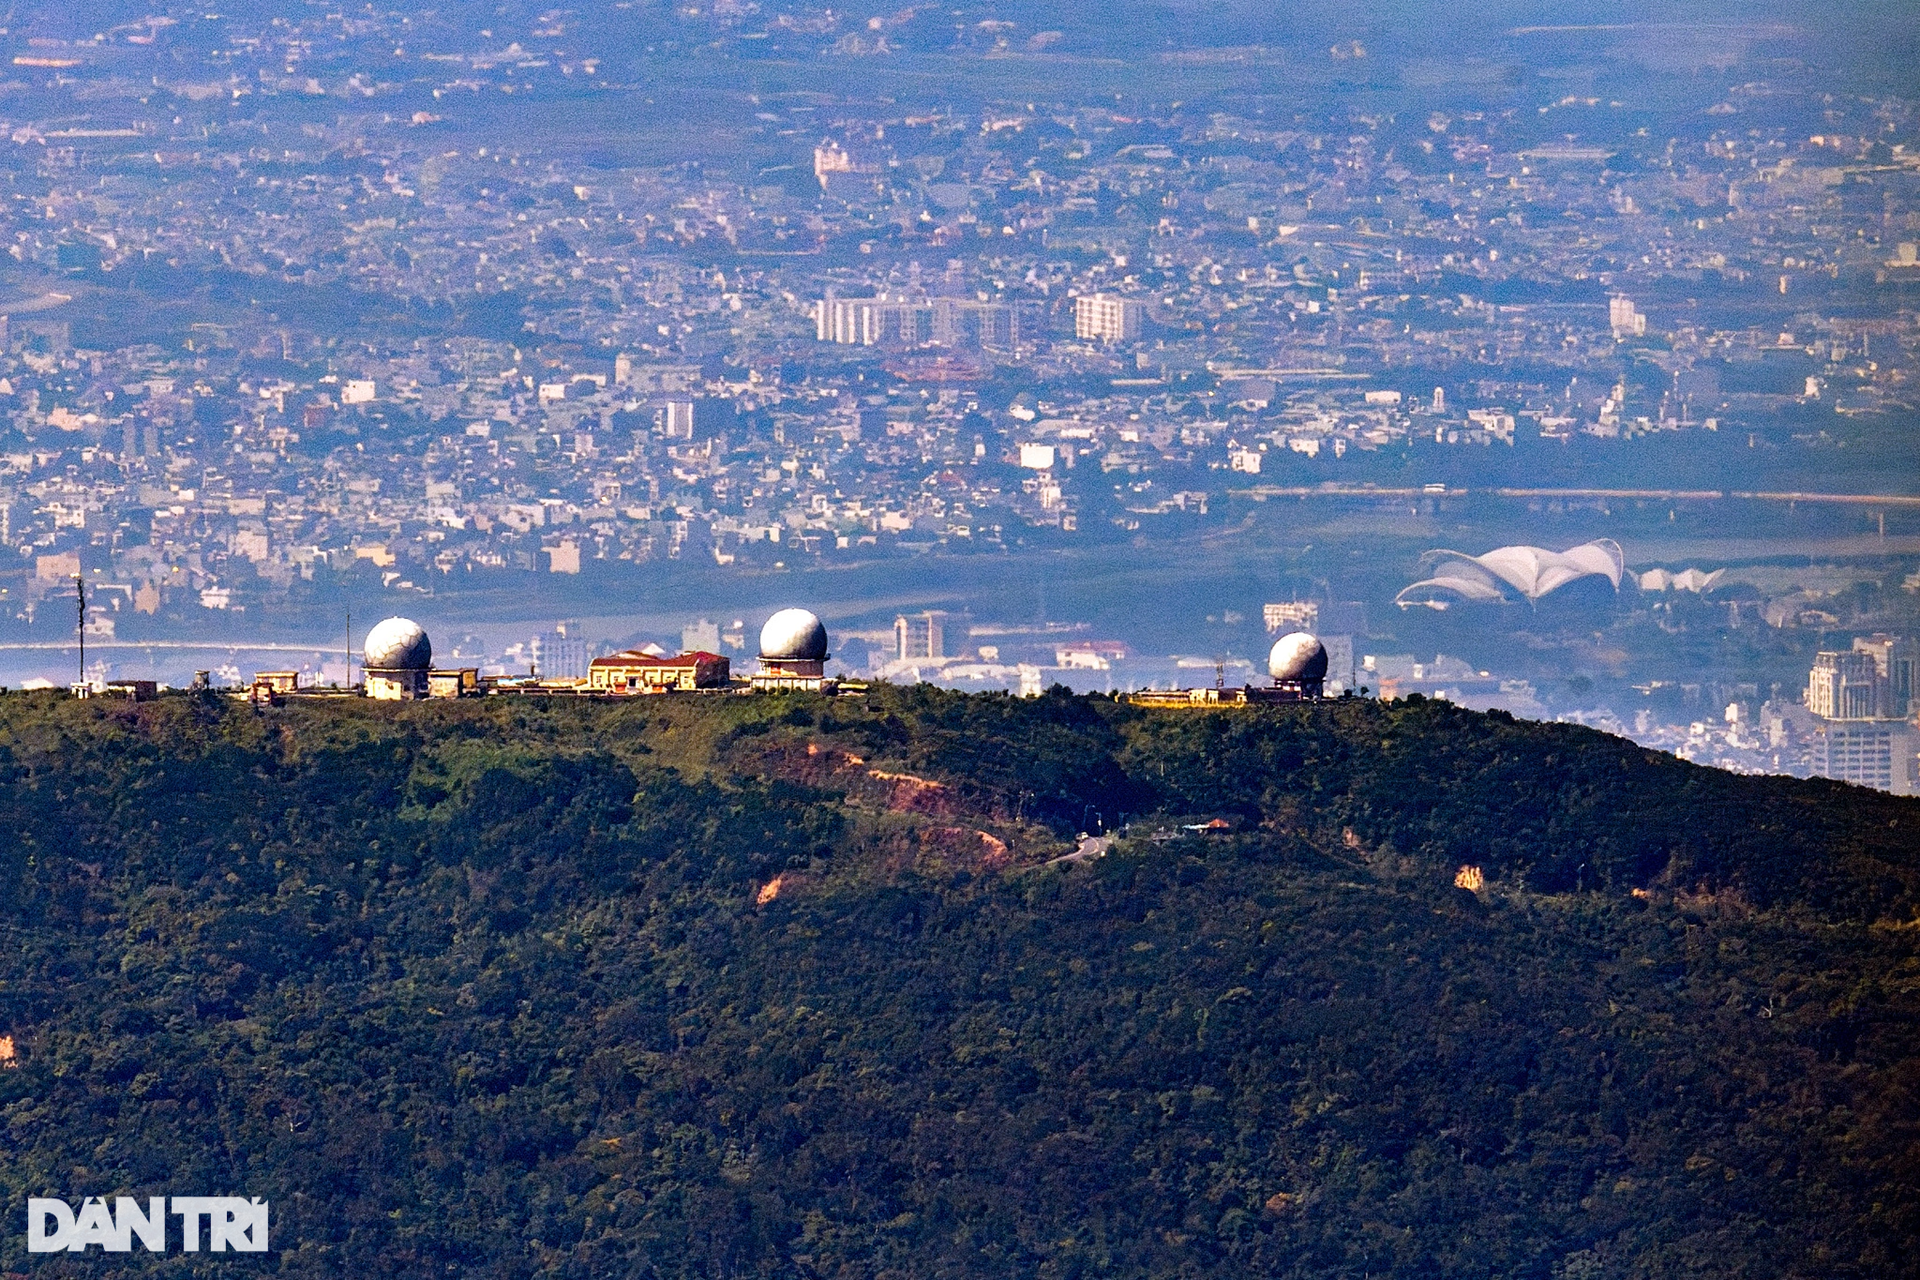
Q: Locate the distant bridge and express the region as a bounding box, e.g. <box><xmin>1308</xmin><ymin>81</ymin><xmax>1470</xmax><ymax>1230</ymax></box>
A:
<box><xmin>0</xmin><ymin>641</ymin><xmax>346</xmax><ymax>653</ymax></box>
<box><xmin>1228</xmin><ymin>486</ymin><xmax>1920</xmax><ymax>507</ymax></box>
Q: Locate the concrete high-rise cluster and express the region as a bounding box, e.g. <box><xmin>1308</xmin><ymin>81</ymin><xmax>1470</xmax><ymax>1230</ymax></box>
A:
<box><xmin>1804</xmin><ymin>634</ymin><xmax>1918</xmax><ymax>795</ymax></box>
<box><xmin>815</xmin><ymin>295</ymin><xmax>1025</xmax><ymax>351</ymax></box>
<box><xmin>1807</xmin><ymin>635</ymin><xmax>1916</xmax><ymax>721</ymax></box>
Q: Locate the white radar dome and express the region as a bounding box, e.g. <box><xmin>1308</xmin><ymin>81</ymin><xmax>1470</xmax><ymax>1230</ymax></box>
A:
<box><xmin>1268</xmin><ymin>632</ymin><xmax>1328</xmax><ymax>681</ymax></box>
<box><xmin>364</xmin><ymin>616</ymin><xmax>432</xmax><ymax>670</ymax></box>
<box><xmin>759</xmin><ymin>608</ymin><xmax>829</xmax><ymax>661</ymax></box>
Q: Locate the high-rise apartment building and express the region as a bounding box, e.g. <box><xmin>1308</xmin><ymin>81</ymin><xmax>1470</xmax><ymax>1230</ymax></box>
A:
<box><xmin>816</xmin><ymin>295</ymin><xmax>1025</xmax><ymax>351</ymax></box>
<box><xmin>1811</xmin><ymin>721</ymin><xmax>1918</xmax><ymax>796</ymax></box>
<box><xmin>660</xmin><ymin>399</ymin><xmax>696</xmax><ymax>439</ymax></box>
<box><xmin>931</xmin><ymin>298</ymin><xmax>1024</xmax><ymax>351</ymax></box>
<box><xmin>1074</xmin><ymin>294</ymin><xmax>1144</xmax><ymax>342</ymax></box>
<box><xmin>813</xmin><ymin>139</ymin><xmax>853</xmax><ymax>187</ymax></box>
<box><xmin>817</xmin><ymin>296</ymin><xmax>883</xmax><ymax>345</ymax></box>
<box><xmin>1320</xmin><ymin>634</ymin><xmax>1356</xmax><ymax>693</ymax></box>
<box><xmin>894</xmin><ymin>610</ymin><xmax>949</xmax><ymax>662</ymax></box>
<box><xmin>1263</xmin><ymin>602</ymin><xmax>1319</xmax><ymax>633</ymax></box>
<box><xmin>1851</xmin><ymin>634</ymin><xmax>1917</xmax><ymax>718</ymax></box>
<box><xmin>1807</xmin><ymin>649</ymin><xmax>1885</xmax><ymax>721</ymax></box>
<box><xmin>1608</xmin><ymin>296</ymin><xmax>1647</xmax><ymax>339</ymax></box>
<box><xmin>531</xmin><ymin>624</ymin><xmax>591</xmax><ymax>680</ymax></box>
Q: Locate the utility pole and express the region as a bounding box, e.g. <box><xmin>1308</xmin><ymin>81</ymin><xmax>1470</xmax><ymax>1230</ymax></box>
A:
<box><xmin>74</xmin><ymin>574</ymin><xmax>85</xmax><ymax>693</ymax></box>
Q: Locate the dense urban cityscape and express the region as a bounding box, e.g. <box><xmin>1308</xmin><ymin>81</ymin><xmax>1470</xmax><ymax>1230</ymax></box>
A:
<box><xmin>0</xmin><ymin>2</ymin><xmax>1914</xmax><ymax>789</ymax></box>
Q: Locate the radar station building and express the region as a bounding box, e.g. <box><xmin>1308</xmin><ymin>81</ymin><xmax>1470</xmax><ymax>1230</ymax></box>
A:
<box><xmin>360</xmin><ymin>617</ymin><xmax>478</xmax><ymax>699</ymax></box>
<box><xmin>753</xmin><ymin>608</ymin><xmax>833</xmax><ymax>692</ymax></box>
<box><xmin>1131</xmin><ymin>633</ymin><xmax>1330</xmax><ymax>707</ymax></box>
<box><xmin>1245</xmin><ymin>632</ymin><xmax>1329</xmax><ymax>703</ymax></box>
<box><xmin>248</xmin><ymin>606</ymin><xmax>852</xmax><ymax>703</ymax></box>
<box><xmin>364</xmin><ymin>617</ymin><xmax>433</xmax><ymax>700</ymax></box>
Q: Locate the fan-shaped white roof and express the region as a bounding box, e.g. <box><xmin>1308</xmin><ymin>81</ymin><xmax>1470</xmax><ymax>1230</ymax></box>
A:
<box><xmin>1395</xmin><ymin>539</ymin><xmax>1623</xmax><ymax>609</ymax></box>
<box><xmin>1639</xmin><ymin>567</ymin><xmax>1724</xmax><ymax>593</ymax></box>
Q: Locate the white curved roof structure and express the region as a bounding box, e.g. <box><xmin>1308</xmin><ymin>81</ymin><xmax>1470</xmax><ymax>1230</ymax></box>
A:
<box><xmin>364</xmin><ymin>616</ymin><xmax>432</xmax><ymax>669</ymax></box>
<box><xmin>1638</xmin><ymin>567</ymin><xmax>1725</xmax><ymax>594</ymax></box>
<box><xmin>759</xmin><ymin>608</ymin><xmax>829</xmax><ymax>661</ymax></box>
<box><xmin>1269</xmin><ymin>632</ymin><xmax>1329</xmax><ymax>681</ymax></box>
<box><xmin>1395</xmin><ymin>539</ymin><xmax>1623</xmax><ymax>610</ymax></box>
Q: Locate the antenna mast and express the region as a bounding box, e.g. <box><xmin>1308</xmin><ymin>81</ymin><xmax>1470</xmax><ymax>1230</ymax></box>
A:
<box><xmin>345</xmin><ymin>608</ymin><xmax>351</xmax><ymax>689</ymax></box>
<box><xmin>75</xmin><ymin>574</ymin><xmax>85</xmax><ymax>693</ymax></box>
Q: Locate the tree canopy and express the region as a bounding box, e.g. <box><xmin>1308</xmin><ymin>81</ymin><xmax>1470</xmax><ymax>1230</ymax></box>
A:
<box><xmin>0</xmin><ymin>688</ymin><xmax>1914</xmax><ymax>1279</ymax></box>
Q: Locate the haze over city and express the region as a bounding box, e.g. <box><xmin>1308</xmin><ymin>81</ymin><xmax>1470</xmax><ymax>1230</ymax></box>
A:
<box><xmin>2</xmin><ymin>0</ymin><xmax>1917</xmax><ymax>788</ymax></box>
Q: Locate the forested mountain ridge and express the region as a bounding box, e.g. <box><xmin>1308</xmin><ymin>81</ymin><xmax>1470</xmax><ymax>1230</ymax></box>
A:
<box><xmin>0</xmin><ymin>689</ymin><xmax>1914</xmax><ymax>1279</ymax></box>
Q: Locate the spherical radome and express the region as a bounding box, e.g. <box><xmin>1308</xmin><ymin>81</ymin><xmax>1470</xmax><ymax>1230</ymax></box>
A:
<box><xmin>759</xmin><ymin>608</ymin><xmax>828</xmax><ymax>661</ymax></box>
<box><xmin>1269</xmin><ymin>631</ymin><xmax>1328</xmax><ymax>681</ymax></box>
<box><xmin>364</xmin><ymin>616</ymin><xmax>432</xmax><ymax>670</ymax></box>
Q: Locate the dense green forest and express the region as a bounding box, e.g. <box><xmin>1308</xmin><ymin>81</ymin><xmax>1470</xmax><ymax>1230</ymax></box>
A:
<box><xmin>0</xmin><ymin>688</ymin><xmax>1915</xmax><ymax>1279</ymax></box>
